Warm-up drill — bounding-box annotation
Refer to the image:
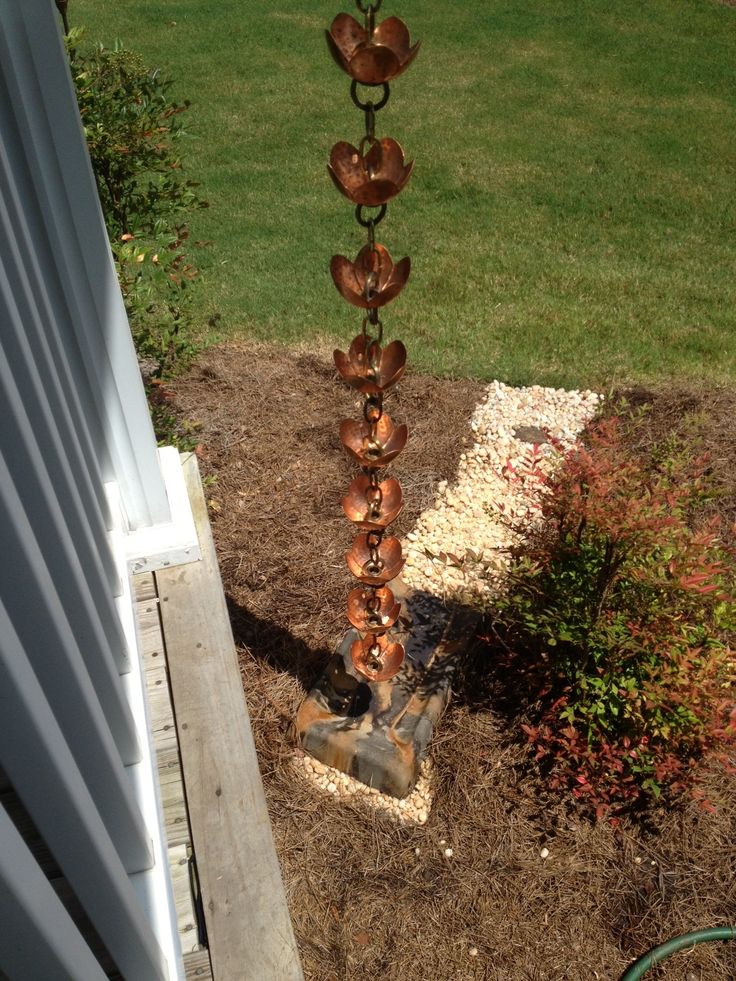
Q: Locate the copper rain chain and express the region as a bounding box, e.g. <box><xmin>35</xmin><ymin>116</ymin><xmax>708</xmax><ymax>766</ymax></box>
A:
<box><xmin>326</xmin><ymin>0</ymin><xmax>420</xmax><ymax>683</ymax></box>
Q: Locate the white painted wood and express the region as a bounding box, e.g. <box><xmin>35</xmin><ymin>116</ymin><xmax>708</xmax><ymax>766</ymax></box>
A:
<box><xmin>0</xmin><ymin>804</ymin><xmax>108</xmax><ymax>981</ymax></box>
<box><xmin>0</xmin><ymin>600</ymin><xmax>167</xmax><ymax>981</ymax></box>
<box><xmin>0</xmin><ymin>0</ymin><xmax>170</xmax><ymax>530</ymax></box>
<box><xmin>0</xmin><ymin>63</ymin><xmax>114</xmax><ymax>523</ymax></box>
<box><xmin>125</xmin><ymin>448</ymin><xmax>202</xmax><ymax>574</ymax></box>
<box><xmin>0</xmin><ymin>127</ymin><xmax>118</xmax><ymax>585</ymax></box>
<box><xmin>0</xmin><ymin>451</ymin><xmax>152</xmax><ymax>866</ymax></box>
<box><xmin>0</xmin><ymin>275</ymin><xmax>131</xmax><ymax>678</ymax></box>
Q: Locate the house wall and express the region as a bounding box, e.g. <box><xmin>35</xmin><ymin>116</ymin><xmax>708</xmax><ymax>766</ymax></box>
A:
<box><xmin>0</xmin><ymin>1</ymin><xmax>189</xmax><ymax>977</ymax></box>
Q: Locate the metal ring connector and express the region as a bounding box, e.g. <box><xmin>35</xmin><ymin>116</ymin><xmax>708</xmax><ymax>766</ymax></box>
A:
<box><xmin>350</xmin><ymin>79</ymin><xmax>390</xmax><ymax>110</ymax></box>
<box><xmin>355</xmin><ymin>203</ymin><xmax>387</xmax><ymax>229</ymax></box>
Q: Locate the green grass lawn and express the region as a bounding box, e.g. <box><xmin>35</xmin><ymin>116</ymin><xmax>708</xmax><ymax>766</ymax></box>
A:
<box><xmin>72</xmin><ymin>0</ymin><xmax>736</xmax><ymax>388</ymax></box>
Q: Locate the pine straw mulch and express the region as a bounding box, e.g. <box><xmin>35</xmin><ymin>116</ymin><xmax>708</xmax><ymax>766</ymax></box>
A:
<box><xmin>170</xmin><ymin>343</ymin><xmax>736</xmax><ymax>981</ymax></box>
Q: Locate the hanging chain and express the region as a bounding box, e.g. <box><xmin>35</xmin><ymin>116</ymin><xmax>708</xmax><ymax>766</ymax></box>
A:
<box><xmin>328</xmin><ymin>0</ymin><xmax>417</xmax><ymax>679</ymax></box>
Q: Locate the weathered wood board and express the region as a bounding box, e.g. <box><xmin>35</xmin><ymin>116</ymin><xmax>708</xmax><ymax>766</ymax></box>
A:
<box><xmin>157</xmin><ymin>454</ymin><xmax>303</xmax><ymax>981</ymax></box>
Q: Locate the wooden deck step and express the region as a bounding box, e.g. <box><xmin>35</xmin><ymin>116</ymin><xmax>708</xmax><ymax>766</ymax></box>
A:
<box><xmin>154</xmin><ymin>453</ymin><xmax>303</xmax><ymax>981</ymax></box>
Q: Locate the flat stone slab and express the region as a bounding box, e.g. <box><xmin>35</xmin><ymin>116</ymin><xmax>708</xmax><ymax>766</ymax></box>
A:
<box><xmin>296</xmin><ymin>585</ymin><xmax>476</xmax><ymax>798</ymax></box>
<box><xmin>513</xmin><ymin>424</ymin><xmax>550</xmax><ymax>444</ymax></box>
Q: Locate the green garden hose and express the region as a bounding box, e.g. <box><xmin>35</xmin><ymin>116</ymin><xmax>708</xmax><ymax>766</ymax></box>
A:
<box><xmin>618</xmin><ymin>926</ymin><xmax>736</xmax><ymax>980</ymax></box>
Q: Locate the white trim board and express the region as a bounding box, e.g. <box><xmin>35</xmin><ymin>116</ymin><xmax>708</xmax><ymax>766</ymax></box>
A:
<box><xmin>123</xmin><ymin>447</ymin><xmax>201</xmax><ymax>574</ymax></box>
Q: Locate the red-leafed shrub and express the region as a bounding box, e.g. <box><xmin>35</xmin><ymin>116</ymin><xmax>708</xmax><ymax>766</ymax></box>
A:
<box><xmin>492</xmin><ymin>416</ymin><xmax>736</xmax><ymax>817</ymax></box>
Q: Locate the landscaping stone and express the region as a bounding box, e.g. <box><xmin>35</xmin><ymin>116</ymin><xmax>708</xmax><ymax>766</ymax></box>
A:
<box><xmin>296</xmin><ymin>580</ymin><xmax>477</xmax><ymax>799</ymax></box>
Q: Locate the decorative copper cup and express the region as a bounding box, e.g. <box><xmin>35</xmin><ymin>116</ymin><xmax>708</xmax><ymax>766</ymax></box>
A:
<box><xmin>342</xmin><ymin>473</ymin><xmax>403</xmax><ymax>530</ymax></box>
<box><xmin>347</xmin><ymin>585</ymin><xmax>401</xmax><ymax>633</ymax></box>
<box><xmin>331</xmin><ymin>244</ymin><xmax>410</xmax><ymax>309</ymax></box>
<box><xmin>328</xmin><ymin>138</ymin><xmax>413</xmax><ymax>206</ymax></box>
<box><xmin>345</xmin><ymin>533</ymin><xmax>404</xmax><ymax>585</ymax></box>
<box><xmin>350</xmin><ymin>632</ymin><xmax>405</xmax><ymax>682</ymax></box>
<box><xmin>326</xmin><ymin>14</ymin><xmax>421</xmax><ymax>86</ymax></box>
<box><xmin>334</xmin><ymin>334</ymin><xmax>406</xmax><ymax>394</ymax></box>
<box><xmin>339</xmin><ymin>412</ymin><xmax>407</xmax><ymax>467</ymax></box>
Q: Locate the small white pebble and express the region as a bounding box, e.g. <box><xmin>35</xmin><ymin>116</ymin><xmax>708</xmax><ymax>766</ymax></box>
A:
<box><xmin>444</xmin><ymin>847</ymin><xmax>453</xmax><ymax>858</ymax></box>
<box><xmin>414</xmin><ymin>847</ymin><xmax>420</xmax><ymax>856</ymax></box>
<box><xmin>634</xmin><ymin>857</ymin><xmax>642</xmax><ymax>864</ymax></box>
<box><xmin>469</xmin><ymin>947</ymin><xmax>479</xmax><ymax>957</ymax></box>
<box><xmin>540</xmin><ymin>847</ymin><xmax>550</xmax><ymax>859</ymax></box>
<box><xmin>439</xmin><ymin>838</ymin><xmax>446</xmax><ymax>846</ymax></box>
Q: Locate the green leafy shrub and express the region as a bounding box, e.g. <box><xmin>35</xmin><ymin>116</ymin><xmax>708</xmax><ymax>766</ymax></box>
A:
<box><xmin>68</xmin><ymin>30</ymin><xmax>208</xmax><ymax>378</ymax></box>
<box><xmin>492</xmin><ymin>417</ymin><xmax>736</xmax><ymax>817</ymax></box>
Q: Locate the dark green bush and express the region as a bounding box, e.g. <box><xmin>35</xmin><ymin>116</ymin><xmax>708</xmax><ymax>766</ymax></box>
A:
<box><xmin>68</xmin><ymin>29</ymin><xmax>208</xmax><ymax>378</ymax></box>
<box><xmin>492</xmin><ymin>417</ymin><xmax>736</xmax><ymax>817</ymax></box>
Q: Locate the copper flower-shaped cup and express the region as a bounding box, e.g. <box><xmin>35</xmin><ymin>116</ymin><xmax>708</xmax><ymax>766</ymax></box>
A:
<box><xmin>334</xmin><ymin>334</ymin><xmax>407</xmax><ymax>394</ymax></box>
<box><xmin>331</xmin><ymin>244</ymin><xmax>411</xmax><ymax>309</ymax></box>
<box><xmin>346</xmin><ymin>534</ymin><xmax>404</xmax><ymax>585</ymax></box>
<box><xmin>328</xmin><ymin>138</ymin><xmax>413</xmax><ymax>206</ymax></box>
<box><xmin>350</xmin><ymin>633</ymin><xmax>405</xmax><ymax>682</ymax></box>
<box><xmin>340</xmin><ymin>412</ymin><xmax>407</xmax><ymax>467</ymax></box>
<box><xmin>326</xmin><ymin>14</ymin><xmax>420</xmax><ymax>85</ymax></box>
<box><xmin>342</xmin><ymin>473</ymin><xmax>403</xmax><ymax>530</ymax></box>
<box><xmin>347</xmin><ymin>585</ymin><xmax>401</xmax><ymax>633</ymax></box>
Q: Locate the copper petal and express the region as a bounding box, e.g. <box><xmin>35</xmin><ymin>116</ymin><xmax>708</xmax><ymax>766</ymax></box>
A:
<box><xmin>325</xmin><ymin>30</ymin><xmax>351</xmax><ymax>75</ymax></box>
<box><xmin>330</xmin><ymin>245</ymin><xmax>411</xmax><ymax>309</ymax></box>
<box><xmin>328</xmin><ymin>141</ymin><xmax>365</xmax><ymax>200</ymax></box>
<box><xmin>345</xmin><ymin>534</ymin><xmax>404</xmax><ymax>585</ymax></box>
<box><xmin>334</xmin><ymin>335</ymin><xmax>407</xmax><ymax>393</ymax></box>
<box><xmin>333</xmin><ymin>336</ymin><xmax>383</xmax><ymax>395</ymax></box>
<box><xmin>350</xmin><ymin>634</ymin><xmax>405</xmax><ymax>682</ymax></box>
<box><xmin>374</xmin><ymin>137</ymin><xmax>413</xmax><ymax>187</ymax></box>
<box><xmin>356</xmin><ymin>243</ymin><xmax>393</xmax><ymax>293</ymax></box>
<box><xmin>342</xmin><ymin>473</ymin><xmax>403</xmax><ymax>529</ymax></box>
<box><xmin>347</xmin><ymin>586</ymin><xmax>401</xmax><ymax>633</ymax></box>
<box><xmin>372</xmin><ymin>17</ymin><xmax>421</xmax><ymax>78</ymax></box>
<box><xmin>373</xmin><ymin>17</ymin><xmax>411</xmax><ymax>57</ymax></box>
<box><xmin>349</xmin><ymin>45</ymin><xmax>400</xmax><ymax>86</ymax></box>
<box><xmin>339</xmin><ymin>413</ymin><xmax>407</xmax><ymax>467</ymax></box>
<box><xmin>328</xmin><ymin>139</ymin><xmax>413</xmax><ymax>206</ymax></box>
<box><xmin>328</xmin><ymin>13</ymin><xmax>366</xmax><ymax>59</ymax></box>
<box><xmin>378</xmin><ymin>339</ymin><xmax>407</xmax><ymax>388</ymax></box>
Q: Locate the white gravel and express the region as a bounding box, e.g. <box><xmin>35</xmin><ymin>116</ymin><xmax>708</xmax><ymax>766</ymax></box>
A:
<box><xmin>402</xmin><ymin>380</ymin><xmax>601</xmax><ymax>601</ymax></box>
<box><xmin>293</xmin><ymin>751</ymin><xmax>434</xmax><ymax>826</ymax></box>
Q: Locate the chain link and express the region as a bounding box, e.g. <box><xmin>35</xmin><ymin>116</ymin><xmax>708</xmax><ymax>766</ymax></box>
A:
<box><xmin>355</xmin><ymin>203</ymin><xmax>386</xmax><ymax>229</ymax></box>
<box><xmin>361</xmin><ymin>313</ymin><xmax>383</xmax><ymax>345</ymax></box>
<box><xmin>350</xmin><ymin>80</ymin><xmax>390</xmax><ymax>113</ymax></box>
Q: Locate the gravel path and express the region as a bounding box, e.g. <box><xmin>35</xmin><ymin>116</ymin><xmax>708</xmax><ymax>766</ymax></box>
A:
<box><xmin>403</xmin><ymin>381</ymin><xmax>601</xmax><ymax>600</ymax></box>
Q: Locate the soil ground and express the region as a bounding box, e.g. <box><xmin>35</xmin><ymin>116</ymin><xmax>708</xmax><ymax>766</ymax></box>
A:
<box><xmin>171</xmin><ymin>342</ymin><xmax>736</xmax><ymax>981</ymax></box>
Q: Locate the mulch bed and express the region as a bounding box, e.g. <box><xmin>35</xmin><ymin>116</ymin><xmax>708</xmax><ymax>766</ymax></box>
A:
<box><xmin>171</xmin><ymin>343</ymin><xmax>736</xmax><ymax>981</ymax></box>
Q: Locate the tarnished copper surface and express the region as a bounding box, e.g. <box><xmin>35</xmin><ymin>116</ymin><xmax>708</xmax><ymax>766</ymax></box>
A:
<box><xmin>328</xmin><ymin>138</ymin><xmax>413</xmax><ymax>206</ymax></box>
<box><xmin>342</xmin><ymin>473</ymin><xmax>403</xmax><ymax>529</ymax></box>
<box><xmin>345</xmin><ymin>533</ymin><xmax>404</xmax><ymax>585</ymax></box>
<box><xmin>326</xmin><ymin>13</ymin><xmax>420</xmax><ymax>85</ymax></box>
<box><xmin>334</xmin><ymin>334</ymin><xmax>406</xmax><ymax>394</ymax></box>
<box><xmin>339</xmin><ymin>412</ymin><xmax>407</xmax><ymax>467</ymax></box>
<box><xmin>350</xmin><ymin>632</ymin><xmax>405</xmax><ymax>681</ymax></box>
<box><xmin>346</xmin><ymin>585</ymin><xmax>401</xmax><ymax>633</ymax></box>
<box><xmin>331</xmin><ymin>244</ymin><xmax>410</xmax><ymax>309</ymax></box>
